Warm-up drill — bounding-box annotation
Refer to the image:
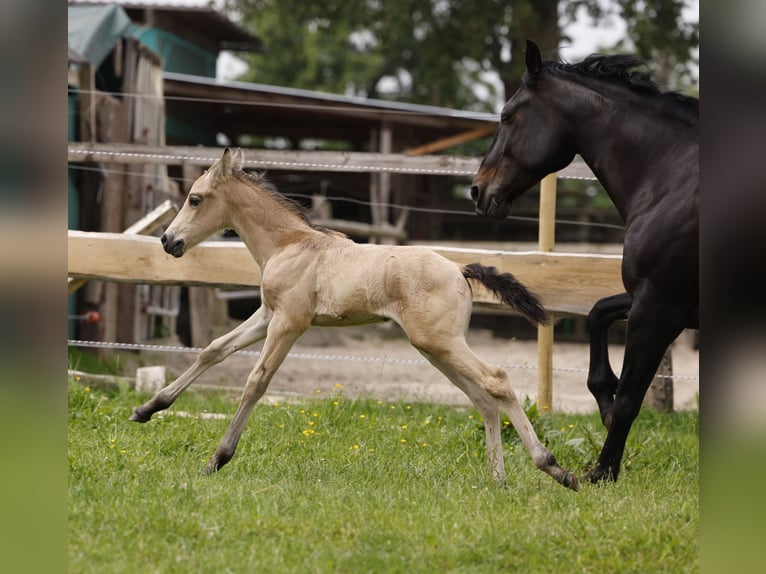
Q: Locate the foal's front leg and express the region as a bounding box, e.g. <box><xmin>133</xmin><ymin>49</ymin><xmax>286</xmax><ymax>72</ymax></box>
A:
<box><xmin>129</xmin><ymin>306</ymin><xmax>272</xmax><ymax>423</ymax></box>
<box><xmin>202</xmin><ymin>315</ymin><xmax>307</xmax><ymax>474</ymax></box>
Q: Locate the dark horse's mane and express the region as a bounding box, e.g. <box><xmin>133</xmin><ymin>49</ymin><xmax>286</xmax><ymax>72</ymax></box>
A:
<box><xmin>233</xmin><ymin>169</ymin><xmax>342</xmax><ymax>236</ymax></box>
<box><xmin>547</xmin><ymin>54</ymin><xmax>698</xmax><ymax>126</ymax></box>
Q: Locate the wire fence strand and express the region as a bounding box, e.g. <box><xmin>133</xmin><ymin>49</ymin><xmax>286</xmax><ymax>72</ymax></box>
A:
<box><xmin>65</xmin><ymin>160</ymin><xmax>624</xmax><ymax>231</ymax></box>
<box><xmin>67</xmin><ymin>339</ymin><xmax>698</xmax><ymax>381</ymax></box>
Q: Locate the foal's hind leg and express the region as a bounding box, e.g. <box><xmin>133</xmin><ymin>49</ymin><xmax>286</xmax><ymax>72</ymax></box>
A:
<box><xmin>418</xmin><ymin>340</ymin><xmax>578</xmax><ymax>491</ymax></box>
<box><xmin>419</xmin><ymin>349</ymin><xmax>505</xmax><ymax>484</ymax></box>
<box><xmin>129</xmin><ymin>306</ymin><xmax>272</xmax><ymax>423</ymax></box>
<box><xmin>585</xmin><ymin>293</ymin><xmax>631</xmax><ymax>427</ymax></box>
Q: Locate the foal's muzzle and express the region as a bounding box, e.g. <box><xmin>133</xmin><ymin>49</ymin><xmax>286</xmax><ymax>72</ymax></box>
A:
<box><xmin>160</xmin><ymin>232</ymin><xmax>185</xmax><ymax>258</ymax></box>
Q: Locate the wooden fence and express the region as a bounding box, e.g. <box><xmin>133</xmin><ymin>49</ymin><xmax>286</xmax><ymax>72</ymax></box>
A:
<box><xmin>68</xmin><ymin>230</ymin><xmax>622</xmax><ymax>317</ymax></box>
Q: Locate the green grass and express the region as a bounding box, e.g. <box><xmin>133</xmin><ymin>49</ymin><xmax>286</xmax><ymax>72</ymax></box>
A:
<box><xmin>68</xmin><ymin>381</ymin><xmax>698</xmax><ymax>573</ymax></box>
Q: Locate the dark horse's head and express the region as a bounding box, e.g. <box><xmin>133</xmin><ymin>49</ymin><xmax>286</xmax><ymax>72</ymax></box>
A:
<box><xmin>470</xmin><ymin>41</ymin><xmax>577</xmax><ymax>219</ymax></box>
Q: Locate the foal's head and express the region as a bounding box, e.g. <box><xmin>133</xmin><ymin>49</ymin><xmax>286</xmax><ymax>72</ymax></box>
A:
<box><xmin>162</xmin><ymin>148</ymin><xmax>337</xmax><ymax>258</ymax></box>
<box><xmin>160</xmin><ymin>148</ymin><xmax>242</xmax><ymax>257</ymax></box>
<box><xmin>161</xmin><ymin>148</ymin><xmax>245</xmax><ymax>257</ymax></box>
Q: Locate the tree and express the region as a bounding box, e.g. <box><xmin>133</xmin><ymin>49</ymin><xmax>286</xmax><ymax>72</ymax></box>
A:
<box><xmin>224</xmin><ymin>0</ymin><xmax>564</xmax><ymax>111</ymax></box>
<box><xmin>223</xmin><ymin>0</ymin><xmax>698</xmax><ymax>109</ymax></box>
<box><xmin>616</xmin><ymin>0</ymin><xmax>698</xmax><ymax>87</ymax></box>
<box><xmin>564</xmin><ymin>0</ymin><xmax>699</xmax><ymax>89</ymax></box>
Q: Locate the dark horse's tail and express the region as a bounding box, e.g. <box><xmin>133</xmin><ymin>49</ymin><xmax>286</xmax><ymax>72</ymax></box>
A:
<box><xmin>462</xmin><ymin>263</ymin><xmax>550</xmax><ymax>325</ymax></box>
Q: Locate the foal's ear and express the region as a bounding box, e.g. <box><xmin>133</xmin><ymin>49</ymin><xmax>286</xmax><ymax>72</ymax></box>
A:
<box><xmin>525</xmin><ymin>40</ymin><xmax>542</xmax><ymax>77</ymax></box>
<box><xmin>231</xmin><ymin>148</ymin><xmax>244</xmax><ymax>170</ymax></box>
<box><xmin>210</xmin><ymin>148</ymin><xmax>234</xmax><ymax>182</ymax></box>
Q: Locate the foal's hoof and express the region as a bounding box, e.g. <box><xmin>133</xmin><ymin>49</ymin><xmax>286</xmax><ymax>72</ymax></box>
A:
<box><xmin>561</xmin><ymin>471</ymin><xmax>579</xmax><ymax>492</ymax></box>
<box><xmin>128</xmin><ymin>408</ymin><xmax>152</xmax><ymax>423</ymax></box>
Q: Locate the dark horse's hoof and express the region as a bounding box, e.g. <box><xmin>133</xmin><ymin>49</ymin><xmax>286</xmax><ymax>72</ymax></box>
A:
<box><xmin>128</xmin><ymin>408</ymin><xmax>152</xmax><ymax>423</ymax></box>
<box><xmin>584</xmin><ymin>466</ymin><xmax>618</xmax><ymax>484</ymax></box>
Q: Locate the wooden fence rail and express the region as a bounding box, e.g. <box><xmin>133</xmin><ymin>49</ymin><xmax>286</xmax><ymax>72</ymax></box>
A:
<box><xmin>68</xmin><ymin>230</ymin><xmax>622</xmax><ymax>318</ymax></box>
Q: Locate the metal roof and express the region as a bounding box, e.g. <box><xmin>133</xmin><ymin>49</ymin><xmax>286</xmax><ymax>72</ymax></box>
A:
<box><xmin>68</xmin><ymin>1</ymin><xmax>263</xmax><ymax>52</ymax></box>
<box><xmin>163</xmin><ymin>72</ymin><xmax>498</xmax><ymax>122</ymax></box>
<box><xmin>162</xmin><ymin>71</ymin><xmax>499</xmax><ymax>147</ymax></box>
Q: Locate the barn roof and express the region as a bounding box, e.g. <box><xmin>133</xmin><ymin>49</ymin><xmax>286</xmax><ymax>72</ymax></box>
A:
<box><xmin>68</xmin><ymin>1</ymin><xmax>263</xmax><ymax>53</ymax></box>
<box><xmin>163</xmin><ymin>71</ymin><xmax>498</xmax><ymax>147</ymax></box>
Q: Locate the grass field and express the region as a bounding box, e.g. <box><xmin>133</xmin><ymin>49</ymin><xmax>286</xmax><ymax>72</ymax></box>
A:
<box><xmin>68</xmin><ymin>380</ymin><xmax>698</xmax><ymax>573</ymax></box>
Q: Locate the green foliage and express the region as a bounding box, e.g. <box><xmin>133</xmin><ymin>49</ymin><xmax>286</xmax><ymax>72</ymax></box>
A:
<box><xmin>226</xmin><ymin>0</ymin><xmax>563</xmax><ymax>110</ymax></box>
<box><xmin>611</xmin><ymin>0</ymin><xmax>699</xmax><ymax>90</ymax></box>
<box><xmin>68</xmin><ymin>347</ymin><xmax>122</xmax><ymax>375</ymax></box>
<box><xmin>224</xmin><ymin>1</ymin><xmax>698</xmax><ymax>110</ymax></box>
<box><xmin>69</xmin><ymin>381</ymin><xmax>699</xmax><ymax>572</ymax></box>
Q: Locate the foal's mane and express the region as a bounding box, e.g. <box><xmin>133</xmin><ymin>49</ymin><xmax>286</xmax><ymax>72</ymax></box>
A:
<box><xmin>232</xmin><ymin>169</ymin><xmax>342</xmax><ymax>236</ymax></box>
<box><xmin>546</xmin><ymin>54</ymin><xmax>698</xmax><ymax>126</ymax></box>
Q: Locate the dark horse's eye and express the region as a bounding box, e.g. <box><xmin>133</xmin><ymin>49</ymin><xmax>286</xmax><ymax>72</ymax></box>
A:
<box><xmin>500</xmin><ymin>113</ymin><xmax>513</xmax><ymax>125</ymax></box>
<box><xmin>189</xmin><ymin>196</ymin><xmax>202</xmax><ymax>207</ymax></box>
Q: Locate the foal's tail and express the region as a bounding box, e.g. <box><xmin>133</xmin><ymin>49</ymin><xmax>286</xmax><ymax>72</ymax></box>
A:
<box><xmin>462</xmin><ymin>263</ymin><xmax>550</xmax><ymax>325</ymax></box>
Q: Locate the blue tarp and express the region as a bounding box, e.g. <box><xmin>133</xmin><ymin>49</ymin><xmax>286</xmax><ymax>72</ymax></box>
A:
<box><xmin>68</xmin><ymin>4</ymin><xmax>132</xmax><ymax>68</ymax></box>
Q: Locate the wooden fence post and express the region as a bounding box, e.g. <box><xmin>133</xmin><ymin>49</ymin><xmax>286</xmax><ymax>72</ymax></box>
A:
<box><xmin>537</xmin><ymin>173</ymin><xmax>557</xmax><ymax>412</ymax></box>
<box><xmin>645</xmin><ymin>348</ymin><xmax>675</xmax><ymax>412</ymax></box>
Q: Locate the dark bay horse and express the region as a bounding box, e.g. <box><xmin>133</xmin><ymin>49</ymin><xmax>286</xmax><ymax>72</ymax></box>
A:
<box><xmin>470</xmin><ymin>41</ymin><xmax>698</xmax><ymax>482</ymax></box>
<box><xmin>131</xmin><ymin>148</ymin><xmax>578</xmax><ymax>490</ymax></box>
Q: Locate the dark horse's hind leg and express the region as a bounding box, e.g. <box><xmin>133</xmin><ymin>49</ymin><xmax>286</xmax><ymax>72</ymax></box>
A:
<box><xmin>586</xmin><ymin>293</ymin><xmax>631</xmax><ymax>428</ymax></box>
<box><xmin>585</xmin><ymin>290</ymin><xmax>686</xmax><ymax>483</ymax></box>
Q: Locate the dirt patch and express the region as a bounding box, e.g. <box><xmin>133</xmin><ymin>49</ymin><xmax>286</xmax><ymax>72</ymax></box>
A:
<box><xmin>129</xmin><ymin>324</ymin><xmax>699</xmax><ymax>414</ymax></box>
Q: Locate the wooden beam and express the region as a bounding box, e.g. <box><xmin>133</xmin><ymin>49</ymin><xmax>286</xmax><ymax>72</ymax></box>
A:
<box><xmin>68</xmin><ymin>231</ymin><xmax>623</xmax><ymax>317</ymax></box>
<box><xmin>77</xmin><ymin>64</ymin><xmax>96</xmax><ymax>143</ymax></box>
<box><xmin>403</xmin><ymin>126</ymin><xmax>496</xmax><ymax>156</ymax></box>
<box><xmin>68</xmin><ymin>199</ymin><xmax>178</xmax><ymax>294</ymax></box>
<box><xmin>123</xmin><ymin>199</ymin><xmax>178</xmax><ymax>235</ymax></box>
<box><xmin>313</xmin><ymin>219</ymin><xmax>408</xmax><ymax>242</ymax></box>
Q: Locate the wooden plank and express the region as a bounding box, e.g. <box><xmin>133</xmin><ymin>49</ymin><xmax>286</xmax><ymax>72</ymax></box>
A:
<box><xmin>68</xmin><ymin>231</ymin><xmax>623</xmax><ymax>317</ymax></box>
<box><xmin>403</xmin><ymin>126</ymin><xmax>496</xmax><ymax>156</ymax></box>
<box><xmin>181</xmin><ymin>163</ymin><xmax>214</xmax><ymax>348</ymax></box>
<box><xmin>67</xmin><ymin>142</ymin><xmax>596</xmax><ymax>181</ymax></box>
<box><xmin>123</xmin><ymin>199</ymin><xmax>178</xmax><ymax>235</ymax></box>
<box><xmin>69</xmin><ymin>231</ymin><xmax>262</xmax><ymax>287</ymax></box>
<box><xmin>77</xmin><ymin>65</ymin><xmax>95</xmax><ymax>143</ymax></box>
<box><xmin>313</xmin><ymin>219</ymin><xmax>408</xmax><ymax>242</ymax></box>
<box><xmin>69</xmin><ymin>200</ymin><xmax>178</xmax><ymax>295</ymax></box>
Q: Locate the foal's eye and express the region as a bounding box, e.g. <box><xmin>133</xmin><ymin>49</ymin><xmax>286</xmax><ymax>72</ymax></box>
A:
<box><xmin>189</xmin><ymin>196</ymin><xmax>202</xmax><ymax>207</ymax></box>
<box><xmin>500</xmin><ymin>113</ymin><xmax>513</xmax><ymax>125</ymax></box>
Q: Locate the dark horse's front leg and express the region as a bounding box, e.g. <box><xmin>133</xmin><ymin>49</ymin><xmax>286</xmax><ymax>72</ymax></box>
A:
<box><xmin>585</xmin><ymin>290</ymin><xmax>686</xmax><ymax>483</ymax></box>
<box><xmin>586</xmin><ymin>293</ymin><xmax>631</xmax><ymax>428</ymax></box>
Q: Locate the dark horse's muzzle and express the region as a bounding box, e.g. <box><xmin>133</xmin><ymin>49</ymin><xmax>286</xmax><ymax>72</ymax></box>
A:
<box><xmin>469</xmin><ymin>185</ymin><xmax>509</xmax><ymax>220</ymax></box>
<box><xmin>160</xmin><ymin>232</ymin><xmax>185</xmax><ymax>258</ymax></box>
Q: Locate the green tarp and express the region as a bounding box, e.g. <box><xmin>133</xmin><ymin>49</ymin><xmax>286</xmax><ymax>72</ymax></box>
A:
<box><xmin>68</xmin><ymin>4</ymin><xmax>131</xmax><ymax>68</ymax></box>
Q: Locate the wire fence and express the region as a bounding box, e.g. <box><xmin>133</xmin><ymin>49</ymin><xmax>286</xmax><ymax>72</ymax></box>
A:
<box><xmin>66</xmin><ymin>339</ymin><xmax>698</xmax><ymax>381</ymax></box>
<box><xmin>66</xmin><ymin>158</ymin><xmax>624</xmax><ymax>231</ymax></box>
